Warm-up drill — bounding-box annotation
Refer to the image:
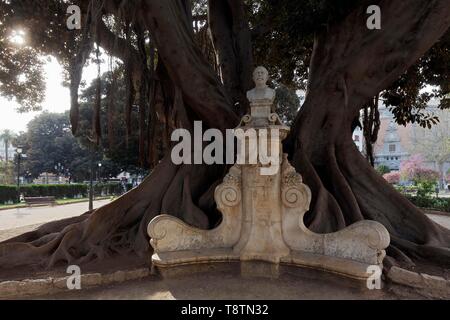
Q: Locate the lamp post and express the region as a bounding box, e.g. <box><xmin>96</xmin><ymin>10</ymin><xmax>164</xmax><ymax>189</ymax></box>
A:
<box><xmin>16</xmin><ymin>147</ymin><xmax>22</xmax><ymax>203</ymax></box>
<box><xmin>97</xmin><ymin>162</ymin><xmax>102</xmax><ymax>182</ymax></box>
<box><xmin>89</xmin><ymin>148</ymin><xmax>94</xmax><ymax>211</ymax></box>
<box><xmin>55</xmin><ymin>162</ymin><xmax>63</xmax><ymax>184</ymax></box>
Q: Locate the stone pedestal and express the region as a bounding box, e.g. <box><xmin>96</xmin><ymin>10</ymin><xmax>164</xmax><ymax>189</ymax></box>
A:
<box><xmin>147</xmin><ymin>67</ymin><xmax>390</xmax><ymax>280</ymax></box>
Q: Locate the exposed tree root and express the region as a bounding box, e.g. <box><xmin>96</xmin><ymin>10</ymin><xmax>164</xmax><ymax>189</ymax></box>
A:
<box><xmin>0</xmin><ymin>156</ymin><xmax>225</xmax><ymax>271</ymax></box>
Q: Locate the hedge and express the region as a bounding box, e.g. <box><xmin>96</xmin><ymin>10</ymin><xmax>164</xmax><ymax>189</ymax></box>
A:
<box><xmin>0</xmin><ymin>183</ymin><xmax>132</xmax><ymax>204</ymax></box>
<box><xmin>406</xmin><ymin>195</ymin><xmax>450</xmax><ymax>213</ymax></box>
<box><xmin>0</xmin><ymin>185</ymin><xmax>17</xmax><ymax>204</ymax></box>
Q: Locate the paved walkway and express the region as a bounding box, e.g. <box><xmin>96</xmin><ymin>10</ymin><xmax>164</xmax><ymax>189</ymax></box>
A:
<box><xmin>1</xmin><ymin>200</ymin><xmax>447</xmax><ymax>232</ymax></box>
<box><xmin>0</xmin><ymin>199</ymin><xmax>111</xmax><ymax>231</ymax></box>
<box><xmin>428</xmin><ymin>214</ymin><xmax>450</xmax><ymax>230</ymax></box>
<box><xmin>0</xmin><ymin>200</ymin><xmax>448</xmax><ymax>243</ymax></box>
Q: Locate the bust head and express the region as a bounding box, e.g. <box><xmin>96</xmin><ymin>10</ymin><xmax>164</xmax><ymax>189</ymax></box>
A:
<box><xmin>253</xmin><ymin>66</ymin><xmax>269</xmax><ymax>88</ymax></box>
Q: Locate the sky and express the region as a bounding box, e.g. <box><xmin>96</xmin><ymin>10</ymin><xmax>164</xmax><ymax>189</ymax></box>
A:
<box><xmin>0</xmin><ymin>57</ymin><xmax>102</xmax><ymax>134</ymax></box>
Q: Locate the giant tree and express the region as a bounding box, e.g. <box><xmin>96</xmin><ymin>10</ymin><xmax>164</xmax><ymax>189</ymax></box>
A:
<box><xmin>0</xmin><ymin>0</ymin><xmax>449</xmax><ymax>274</ymax></box>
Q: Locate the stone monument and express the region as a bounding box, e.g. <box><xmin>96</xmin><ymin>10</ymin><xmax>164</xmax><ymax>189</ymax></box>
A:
<box><xmin>147</xmin><ymin>66</ymin><xmax>390</xmax><ymax>280</ymax></box>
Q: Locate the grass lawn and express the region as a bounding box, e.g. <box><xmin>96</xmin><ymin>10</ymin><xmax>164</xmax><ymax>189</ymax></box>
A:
<box><xmin>0</xmin><ymin>196</ymin><xmax>114</xmax><ymax>210</ymax></box>
<box><xmin>0</xmin><ymin>203</ymin><xmax>27</xmax><ymax>210</ymax></box>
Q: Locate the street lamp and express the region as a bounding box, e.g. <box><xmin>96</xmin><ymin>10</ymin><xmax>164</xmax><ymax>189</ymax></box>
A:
<box><xmin>97</xmin><ymin>162</ymin><xmax>102</xmax><ymax>182</ymax></box>
<box><xmin>55</xmin><ymin>162</ymin><xmax>64</xmax><ymax>184</ymax></box>
<box><xmin>16</xmin><ymin>147</ymin><xmax>22</xmax><ymax>203</ymax></box>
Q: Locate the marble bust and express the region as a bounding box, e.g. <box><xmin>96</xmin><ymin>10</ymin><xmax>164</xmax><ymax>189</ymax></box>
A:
<box><xmin>246</xmin><ymin>66</ymin><xmax>276</xmax><ymax>111</ymax></box>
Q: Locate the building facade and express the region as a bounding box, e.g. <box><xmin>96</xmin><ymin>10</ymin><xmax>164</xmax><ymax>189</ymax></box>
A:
<box><xmin>373</xmin><ymin>100</ymin><xmax>450</xmax><ymax>182</ymax></box>
<box><xmin>373</xmin><ymin>119</ymin><xmax>410</xmax><ymax>170</ymax></box>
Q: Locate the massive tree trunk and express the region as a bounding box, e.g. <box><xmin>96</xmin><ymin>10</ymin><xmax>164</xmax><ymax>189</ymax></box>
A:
<box><xmin>0</xmin><ymin>0</ymin><xmax>449</xmax><ymax>273</ymax></box>
<box><xmin>286</xmin><ymin>0</ymin><xmax>450</xmax><ymax>266</ymax></box>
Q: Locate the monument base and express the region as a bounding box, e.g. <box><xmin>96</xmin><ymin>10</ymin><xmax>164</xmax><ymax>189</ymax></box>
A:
<box><xmin>147</xmin><ymin>68</ymin><xmax>390</xmax><ymax>282</ymax></box>
<box><xmin>151</xmin><ymin>248</ymin><xmax>382</xmax><ymax>280</ymax></box>
<box><xmin>148</xmin><ymin>156</ymin><xmax>389</xmax><ymax>281</ymax></box>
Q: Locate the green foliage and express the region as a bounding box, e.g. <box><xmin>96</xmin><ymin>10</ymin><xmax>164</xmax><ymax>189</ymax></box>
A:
<box><xmin>18</xmin><ymin>109</ymin><xmax>131</xmax><ymax>182</ymax></box>
<box><xmin>251</xmin><ymin>0</ymin><xmax>450</xmax><ymax>126</ymax></box>
<box><xmin>76</xmin><ymin>71</ymin><xmax>142</xmax><ymax>172</ymax></box>
<box><xmin>394</xmin><ymin>184</ymin><xmax>416</xmax><ymax>195</ymax></box>
<box><xmin>406</xmin><ymin>195</ymin><xmax>450</xmax><ymax>213</ymax></box>
<box><xmin>0</xmin><ymin>160</ymin><xmax>15</xmax><ymax>184</ymax></box>
<box><xmin>274</xmin><ymin>84</ymin><xmax>300</xmax><ymax>125</ymax></box>
<box><xmin>0</xmin><ymin>0</ymin><xmax>448</xmax><ymax>166</ymax></box>
<box><xmin>376</xmin><ymin>165</ymin><xmax>391</xmax><ymax>175</ymax></box>
<box><xmin>382</xmin><ymin>31</ymin><xmax>450</xmax><ymax>128</ymax></box>
<box><xmin>416</xmin><ymin>181</ymin><xmax>436</xmax><ymax>199</ymax></box>
<box><xmin>20</xmin><ymin>111</ymin><xmax>91</xmax><ymax>181</ymax></box>
<box><xmin>20</xmin><ymin>184</ymin><xmax>88</xmax><ymax>199</ymax></box>
<box><xmin>0</xmin><ymin>185</ymin><xmax>17</xmax><ymax>204</ymax></box>
<box><xmin>0</xmin><ymin>18</ymin><xmax>45</xmax><ymax>111</ymax></box>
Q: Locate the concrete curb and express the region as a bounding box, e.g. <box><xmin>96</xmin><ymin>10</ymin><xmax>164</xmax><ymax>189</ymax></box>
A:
<box><xmin>2</xmin><ymin>265</ymin><xmax>448</xmax><ymax>299</ymax></box>
<box><xmin>426</xmin><ymin>210</ymin><xmax>450</xmax><ymax>217</ymax></box>
<box><xmin>0</xmin><ymin>268</ymin><xmax>150</xmax><ymax>299</ymax></box>
<box><xmin>386</xmin><ymin>266</ymin><xmax>450</xmax><ymax>298</ymax></box>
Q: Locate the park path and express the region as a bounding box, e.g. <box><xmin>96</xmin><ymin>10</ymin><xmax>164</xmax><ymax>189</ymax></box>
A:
<box><xmin>0</xmin><ymin>200</ymin><xmax>448</xmax><ymax>243</ymax></box>
<box><xmin>428</xmin><ymin>214</ymin><xmax>450</xmax><ymax>230</ymax></box>
<box><xmin>0</xmin><ymin>199</ymin><xmax>111</xmax><ymax>231</ymax></box>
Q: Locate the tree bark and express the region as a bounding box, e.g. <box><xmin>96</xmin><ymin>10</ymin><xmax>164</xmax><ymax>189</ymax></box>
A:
<box><xmin>286</xmin><ymin>0</ymin><xmax>450</xmax><ymax>264</ymax></box>
<box><xmin>208</xmin><ymin>0</ymin><xmax>254</xmax><ymax>115</ymax></box>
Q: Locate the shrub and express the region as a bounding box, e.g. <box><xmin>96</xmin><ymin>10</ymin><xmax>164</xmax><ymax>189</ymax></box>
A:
<box><xmin>0</xmin><ymin>185</ymin><xmax>18</xmax><ymax>204</ymax></box>
<box><xmin>376</xmin><ymin>165</ymin><xmax>391</xmax><ymax>175</ymax></box>
<box><xmin>0</xmin><ymin>183</ymin><xmax>125</xmax><ymax>204</ymax></box>
<box><xmin>383</xmin><ymin>172</ymin><xmax>400</xmax><ymax>184</ymax></box>
<box><xmin>20</xmin><ymin>184</ymin><xmax>88</xmax><ymax>198</ymax></box>
<box><xmin>416</xmin><ymin>181</ymin><xmax>436</xmax><ymax>199</ymax></box>
<box><xmin>414</xmin><ymin>168</ymin><xmax>439</xmax><ymax>184</ymax></box>
<box><xmin>407</xmin><ymin>195</ymin><xmax>450</xmax><ymax>213</ymax></box>
<box><xmin>400</xmin><ymin>155</ymin><xmax>439</xmax><ymax>184</ymax></box>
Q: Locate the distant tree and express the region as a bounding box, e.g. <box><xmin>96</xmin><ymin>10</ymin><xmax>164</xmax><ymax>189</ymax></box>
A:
<box><xmin>383</xmin><ymin>172</ymin><xmax>400</xmax><ymax>185</ymax></box>
<box><xmin>0</xmin><ymin>129</ymin><xmax>15</xmax><ymax>163</ymax></box>
<box><xmin>409</xmin><ymin>115</ymin><xmax>450</xmax><ymax>188</ymax></box>
<box><xmin>20</xmin><ymin>112</ymin><xmax>95</xmax><ymax>182</ymax></box>
<box><xmin>76</xmin><ymin>71</ymin><xmax>145</xmax><ymax>171</ymax></box>
<box><xmin>376</xmin><ymin>165</ymin><xmax>391</xmax><ymax>176</ymax></box>
<box><xmin>400</xmin><ymin>155</ymin><xmax>439</xmax><ymax>184</ymax></box>
<box><xmin>274</xmin><ymin>85</ymin><xmax>300</xmax><ymax>125</ymax></box>
<box><xmin>0</xmin><ymin>160</ymin><xmax>14</xmax><ymax>184</ymax></box>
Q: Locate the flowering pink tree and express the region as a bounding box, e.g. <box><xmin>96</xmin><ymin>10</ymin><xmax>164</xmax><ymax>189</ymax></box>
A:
<box><xmin>415</xmin><ymin>168</ymin><xmax>439</xmax><ymax>183</ymax></box>
<box><xmin>383</xmin><ymin>172</ymin><xmax>400</xmax><ymax>184</ymax></box>
<box><xmin>400</xmin><ymin>155</ymin><xmax>439</xmax><ymax>184</ymax></box>
<box><xmin>400</xmin><ymin>154</ymin><xmax>424</xmax><ymax>182</ymax></box>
